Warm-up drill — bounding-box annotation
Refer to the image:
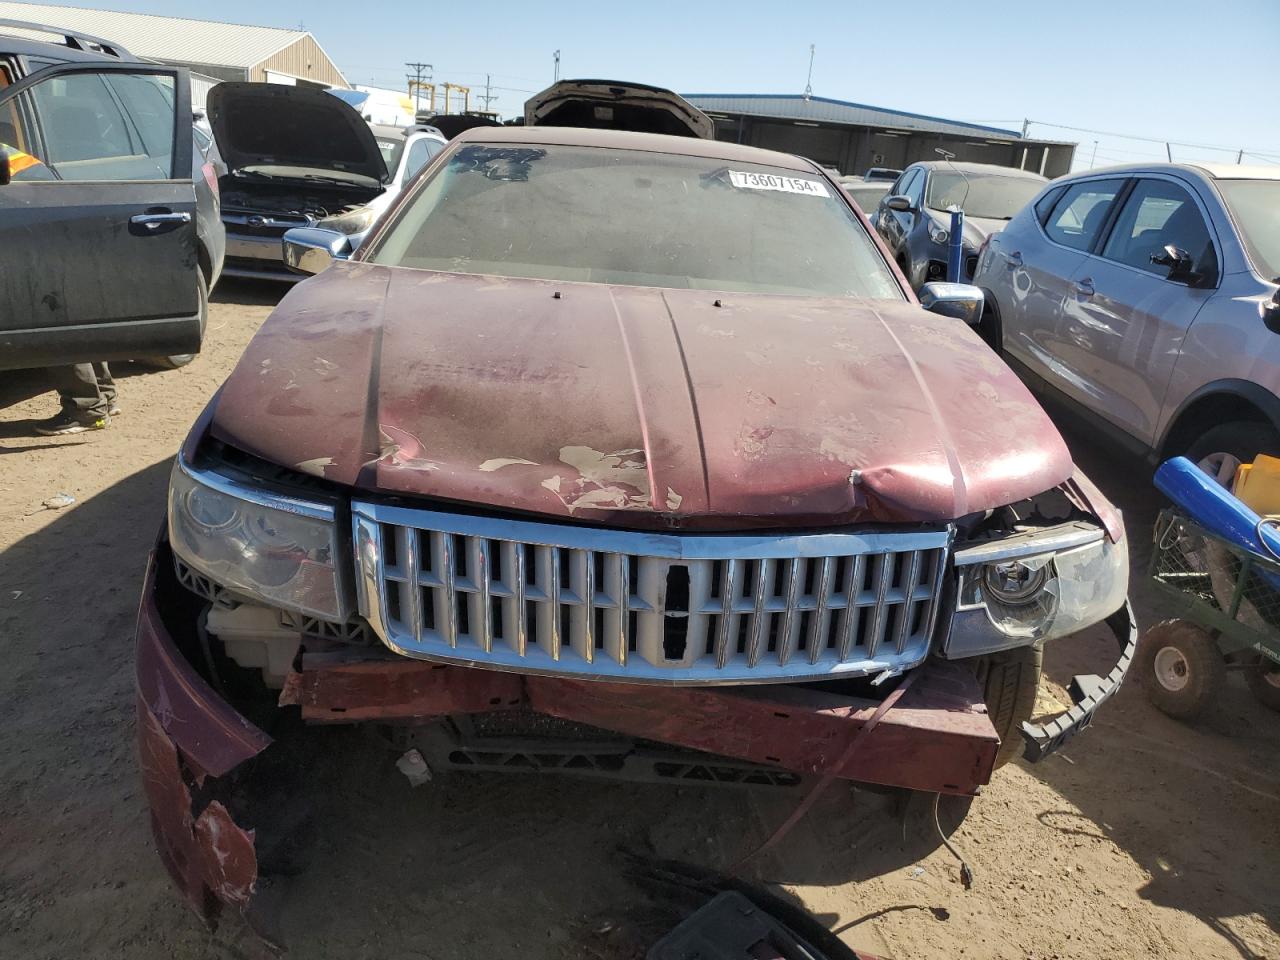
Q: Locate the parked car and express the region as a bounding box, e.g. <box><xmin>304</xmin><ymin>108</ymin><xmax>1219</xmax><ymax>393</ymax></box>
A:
<box><xmin>876</xmin><ymin>161</ymin><xmax>1046</xmax><ymax>289</ymax></box>
<box><xmin>322</xmin><ymin>122</ymin><xmax>446</xmax><ymax>244</ymax></box>
<box><xmin>524</xmin><ymin>79</ymin><xmax>714</xmax><ymax>138</ymax></box>
<box><xmin>208</xmin><ymin>81</ymin><xmax>391</xmax><ymax>281</ymax></box>
<box><xmin>838</xmin><ymin>175</ymin><xmax>893</xmax><ymax>220</ymax></box>
<box><xmin>0</xmin><ymin>18</ymin><xmax>222</xmax><ymax>370</ymax></box>
<box><xmin>973</xmin><ymin>163</ymin><xmax>1280</xmax><ymax>474</ymax></box>
<box><xmin>138</xmin><ymin>125</ymin><xmax>1134</xmax><ymax>926</ymax></box>
<box><xmin>864</xmin><ymin>166</ymin><xmax>902</xmax><ymax>182</ymax></box>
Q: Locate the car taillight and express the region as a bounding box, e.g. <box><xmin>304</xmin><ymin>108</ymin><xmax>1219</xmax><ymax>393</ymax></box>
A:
<box><xmin>201</xmin><ymin>161</ymin><xmax>218</xmax><ymax>202</ymax></box>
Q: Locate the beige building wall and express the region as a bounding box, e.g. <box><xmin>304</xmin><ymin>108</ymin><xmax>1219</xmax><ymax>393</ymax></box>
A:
<box><xmin>250</xmin><ymin>36</ymin><xmax>347</xmax><ymax>89</ymax></box>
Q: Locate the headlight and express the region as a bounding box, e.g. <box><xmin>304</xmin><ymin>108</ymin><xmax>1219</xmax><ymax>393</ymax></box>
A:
<box><xmin>947</xmin><ymin>520</ymin><xmax>1128</xmax><ymax>657</ymax></box>
<box><xmin>929</xmin><ymin>223</ymin><xmax>950</xmax><ymax>244</ymax></box>
<box><xmin>317</xmin><ymin>205</ymin><xmax>377</xmax><ymax>236</ymax></box>
<box><xmin>168</xmin><ymin>458</ymin><xmax>349</xmax><ymax>619</ymax></box>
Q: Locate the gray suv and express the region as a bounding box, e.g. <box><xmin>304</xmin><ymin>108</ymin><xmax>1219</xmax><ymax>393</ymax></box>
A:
<box><xmin>973</xmin><ymin>163</ymin><xmax>1280</xmax><ymax>474</ymax></box>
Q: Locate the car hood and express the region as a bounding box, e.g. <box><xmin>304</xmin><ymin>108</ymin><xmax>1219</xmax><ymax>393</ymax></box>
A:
<box><xmin>208</xmin><ymin>82</ymin><xmax>388</xmax><ymax>184</ymax></box>
<box><xmin>928</xmin><ymin>211</ymin><xmax>1006</xmax><ymax>248</ymax></box>
<box><xmin>524</xmin><ymin>79</ymin><xmax>714</xmax><ymax>139</ymax></box>
<box><xmin>209</xmin><ymin>264</ymin><xmax>1073</xmax><ymax>531</ymax></box>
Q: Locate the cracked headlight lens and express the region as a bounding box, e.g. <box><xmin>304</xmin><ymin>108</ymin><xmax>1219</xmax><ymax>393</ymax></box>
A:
<box><xmin>168</xmin><ymin>459</ymin><xmax>348</xmax><ymax>619</ymax></box>
<box><xmin>950</xmin><ymin>521</ymin><xmax>1128</xmax><ymax>655</ymax></box>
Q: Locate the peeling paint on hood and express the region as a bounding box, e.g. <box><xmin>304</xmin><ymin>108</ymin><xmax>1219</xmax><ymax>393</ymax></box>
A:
<box><xmin>209</xmin><ymin>263</ymin><xmax>1074</xmax><ymax>530</ymax></box>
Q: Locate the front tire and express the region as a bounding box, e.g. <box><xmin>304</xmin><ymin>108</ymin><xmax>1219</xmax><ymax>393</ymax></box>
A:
<box><xmin>143</xmin><ymin>271</ymin><xmax>208</xmax><ymax>371</ymax></box>
<box><xmin>1137</xmin><ymin>619</ymin><xmax>1224</xmax><ymax>720</ymax></box>
<box><xmin>974</xmin><ymin>645</ymin><xmax>1042</xmax><ymax>767</ymax></box>
<box><xmin>1184</xmin><ymin>421</ymin><xmax>1280</xmax><ymax>486</ymax></box>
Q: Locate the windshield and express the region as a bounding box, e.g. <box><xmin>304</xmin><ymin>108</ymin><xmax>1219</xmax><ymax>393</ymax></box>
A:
<box><xmin>1217</xmin><ymin>179</ymin><xmax>1280</xmax><ymax>280</ymax></box>
<box><xmin>374</xmin><ymin>136</ymin><xmax>406</xmax><ymax>175</ymax></box>
<box><xmin>926</xmin><ymin>172</ymin><xmax>1043</xmax><ymax>220</ymax></box>
<box><xmin>368</xmin><ymin>143</ymin><xmax>904</xmax><ymax>299</ymax></box>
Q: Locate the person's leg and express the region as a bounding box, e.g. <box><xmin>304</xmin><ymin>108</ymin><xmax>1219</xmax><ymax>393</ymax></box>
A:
<box><xmin>35</xmin><ymin>364</ymin><xmax>110</xmax><ymax>434</ymax></box>
<box><xmin>94</xmin><ymin>362</ymin><xmax>120</xmax><ymax>416</ymax></box>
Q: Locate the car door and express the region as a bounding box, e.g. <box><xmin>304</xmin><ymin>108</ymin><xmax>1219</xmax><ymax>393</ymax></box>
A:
<box><xmin>1003</xmin><ymin>177</ymin><xmax>1127</xmax><ymax>386</ymax></box>
<box><xmin>1055</xmin><ymin>176</ymin><xmax>1220</xmax><ymax>445</ymax></box>
<box><xmin>878</xmin><ymin>167</ymin><xmax>919</xmax><ymax>254</ymax></box>
<box><xmin>0</xmin><ymin>62</ymin><xmax>197</xmax><ymax>370</ymax></box>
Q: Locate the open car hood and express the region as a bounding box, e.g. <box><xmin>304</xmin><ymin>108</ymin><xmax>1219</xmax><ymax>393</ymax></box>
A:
<box><xmin>207</xmin><ymin>82</ymin><xmax>388</xmax><ymax>183</ymax></box>
<box><xmin>524</xmin><ymin>79</ymin><xmax>714</xmax><ymax>139</ymax></box>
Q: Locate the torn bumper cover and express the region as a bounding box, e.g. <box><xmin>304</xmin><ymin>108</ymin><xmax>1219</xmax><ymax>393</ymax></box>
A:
<box><xmin>1020</xmin><ymin>603</ymin><xmax>1137</xmax><ymax>762</ymax></box>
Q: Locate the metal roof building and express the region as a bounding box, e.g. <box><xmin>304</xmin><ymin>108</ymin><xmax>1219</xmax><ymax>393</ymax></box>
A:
<box><xmin>684</xmin><ymin>94</ymin><xmax>1075</xmax><ymax>178</ymax></box>
<box><xmin>0</xmin><ymin>2</ymin><xmax>348</xmax><ymax>91</ymax></box>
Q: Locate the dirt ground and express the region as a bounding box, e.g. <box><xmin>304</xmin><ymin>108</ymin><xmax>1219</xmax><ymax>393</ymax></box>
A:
<box><xmin>1</xmin><ymin>280</ymin><xmax>1278</xmax><ymax>960</ymax></box>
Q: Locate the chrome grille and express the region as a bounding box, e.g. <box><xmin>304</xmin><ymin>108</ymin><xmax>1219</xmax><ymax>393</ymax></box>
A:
<box><xmin>353</xmin><ymin>502</ymin><xmax>950</xmax><ymax>684</ymax></box>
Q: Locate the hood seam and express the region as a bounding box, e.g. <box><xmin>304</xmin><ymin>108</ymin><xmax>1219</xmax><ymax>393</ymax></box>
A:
<box><xmin>660</xmin><ymin>290</ymin><xmax>713</xmax><ymax>510</ymax></box>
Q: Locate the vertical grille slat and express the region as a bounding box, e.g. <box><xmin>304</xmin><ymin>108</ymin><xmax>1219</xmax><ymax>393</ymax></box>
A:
<box><xmin>777</xmin><ymin>558</ymin><xmax>803</xmax><ymax>666</ymax></box>
<box><xmin>863</xmin><ymin>553</ymin><xmax>894</xmax><ymax>659</ymax></box>
<box><xmin>715</xmin><ymin>558</ymin><xmax>742</xmax><ymax>668</ymax></box>
<box><xmin>894</xmin><ymin>550</ymin><xmax>923</xmax><ymax>654</ymax></box>
<box><xmin>356</xmin><ymin>507</ymin><xmax>947</xmax><ymax>681</ymax></box>
<box><xmin>836</xmin><ymin>554</ymin><xmax>867</xmax><ymax>661</ymax></box>
<box><xmin>400</xmin><ymin>526</ymin><xmax>423</xmax><ymax>646</ymax></box>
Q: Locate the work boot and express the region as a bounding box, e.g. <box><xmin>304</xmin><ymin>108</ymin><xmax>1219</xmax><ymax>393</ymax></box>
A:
<box><xmin>33</xmin><ymin>411</ymin><xmax>110</xmax><ymax>435</ymax></box>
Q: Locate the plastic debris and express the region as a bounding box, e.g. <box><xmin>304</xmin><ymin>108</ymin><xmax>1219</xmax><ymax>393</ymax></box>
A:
<box><xmin>42</xmin><ymin>492</ymin><xmax>75</xmax><ymax>510</ymax></box>
<box><xmin>396</xmin><ymin>748</ymin><xmax>432</xmax><ymax>786</ymax></box>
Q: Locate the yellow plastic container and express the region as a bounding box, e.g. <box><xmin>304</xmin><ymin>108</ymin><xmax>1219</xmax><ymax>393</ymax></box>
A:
<box><xmin>1234</xmin><ymin>454</ymin><xmax>1280</xmax><ymax>517</ymax></box>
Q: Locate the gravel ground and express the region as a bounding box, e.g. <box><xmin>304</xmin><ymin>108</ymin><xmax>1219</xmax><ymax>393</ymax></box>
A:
<box><xmin>1</xmin><ymin>279</ymin><xmax>1277</xmax><ymax>959</ymax></box>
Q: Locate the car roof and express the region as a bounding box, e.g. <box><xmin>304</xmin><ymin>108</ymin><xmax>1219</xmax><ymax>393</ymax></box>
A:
<box><xmin>0</xmin><ymin>18</ymin><xmax>133</xmax><ymax>61</ymax></box>
<box><xmin>452</xmin><ymin>124</ymin><xmax>816</xmax><ymax>172</ymax></box>
<box><xmin>910</xmin><ymin>159</ymin><xmax>1046</xmax><ymax>179</ymax></box>
<box><xmin>1070</xmin><ymin>161</ymin><xmax>1280</xmax><ymax>182</ymax></box>
<box><xmin>368</xmin><ymin>123</ymin><xmax>446</xmax><ymax>142</ymax></box>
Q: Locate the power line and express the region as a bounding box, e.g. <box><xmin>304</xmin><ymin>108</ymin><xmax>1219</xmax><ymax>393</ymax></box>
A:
<box><xmin>405</xmin><ymin>61</ymin><xmax>432</xmax><ymax>115</ymax></box>
<box><xmin>1025</xmin><ymin>119</ymin><xmax>1280</xmax><ymax>158</ymax></box>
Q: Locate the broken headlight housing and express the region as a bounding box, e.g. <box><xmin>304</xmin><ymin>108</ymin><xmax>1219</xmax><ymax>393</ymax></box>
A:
<box><xmin>947</xmin><ymin>519</ymin><xmax>1128</xmax><ymax>658</ymax></box>
<box><xmin>168</xmin><ymin>457</ymin><xmax>349</xmax><ymax>619</ymax></box>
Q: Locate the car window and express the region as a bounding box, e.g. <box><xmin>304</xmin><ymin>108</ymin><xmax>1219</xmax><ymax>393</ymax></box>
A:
<box><xmin>371</xmin><ymin>144</ymin><xmax>905</xmax><ymax>300</ymax></box>
<box><xmin>1044</xmin><ymin>179</ymin><xmax>1126</xmax><ymax>251</ymax></box>
<box><xmin>1101</xmin><ymin>179</ymin><xmax>1215</xmax><ymax>279</ymax></box>
<box><xmin>13</xmin><ymin>70</ymin><xmax>176</xmax><ymax>180</ymax></box>
<box><xmin>903</xmin><ymin>169</ymin><xmax>925</xmax><ymax>206</ymax></box>
<box><xmin>375</xmin><ymin>135</ymin><xmax>406</xmax><ymax>175</ymax></box>
<box><xmin>1217</xmin><ymin>179</ymin><xmax>1280</xmax><ymax>280</ymax></box>
<box><xmin>105</xmin><ymin>73</ymin><xmax>176</xmax><ymax>167</ymax></box>
<box><xmin>402</xmin><ymin>136</ymin><xmax>441</xmax><ymax>183</ymax></box>
<box><xmin>1034</xmin><ymin>185</ymin><xmax>1067</xmax><ymax>226</ymax></box>
<box><xmin>925</xmin><ymin>172</ymin><xmax>1043</xmax><ymax>220</ymax></box>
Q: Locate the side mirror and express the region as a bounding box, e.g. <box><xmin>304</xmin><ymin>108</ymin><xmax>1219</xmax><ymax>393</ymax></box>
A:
<box><xmin>1262</xmin><ymin>288</ymin><xmax>1280</xmax><ymax>335</ymax></box>
<box><xmin>920</xmin><ymin>281</ymin><xmax>984</xmax><ymax>325</ymax></box>
<box><xmin>1151</xmin><ymin>244</ymin><xmax>1195</xmax><ymax>283</ymax></box>
<box><xmin>0</xmin><ymin>151</ymin><xmax>10</xmax><ymax>186</ymax></box>
<box><xmin>282</xmin><ymin>227</ymin><xmax>352</xmax><ymax>276</ymax></box>
<box><xmin>885</xmin><ymin>194</ymin><xmax>913</xmax><ymax>212</ymax></box>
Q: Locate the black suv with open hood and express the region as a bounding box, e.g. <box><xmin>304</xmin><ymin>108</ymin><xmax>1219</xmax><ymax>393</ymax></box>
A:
<box><xmin>209</xmin><ymin>82</ymin><xmax>389</xmax><ymax>281</ymax></box>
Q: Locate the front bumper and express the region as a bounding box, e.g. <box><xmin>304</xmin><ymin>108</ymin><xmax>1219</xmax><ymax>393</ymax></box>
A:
<box><xmin>137</xmin><ymin>534</ymin><xmax>1134</xmax><ymax>924</ymax></box>
<box><xmin>221</xmin><ymin>229</ymin><xmax>303</xmax><ymax>282</ymax></box>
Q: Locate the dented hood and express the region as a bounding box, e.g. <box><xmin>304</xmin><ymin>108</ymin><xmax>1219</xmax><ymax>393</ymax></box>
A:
<box><xmin>209</xmin><ymin>264</ymin><xmax>1073</xmax><ymax>530</ymax></box>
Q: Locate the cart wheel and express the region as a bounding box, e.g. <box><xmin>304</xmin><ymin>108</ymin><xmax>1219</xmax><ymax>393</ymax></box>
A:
<box><xmin>1137</xmin><ymin>620</ymin><xmax>1224</xmax><ymax>720</ymax></box>
<box><xmin>1245</xmin><ymin>658</ymin><xmax>1280</xmax><ymax>712</ymax></box>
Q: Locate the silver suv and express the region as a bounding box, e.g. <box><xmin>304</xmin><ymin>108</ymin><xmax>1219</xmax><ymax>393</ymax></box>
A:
<box><xmin>973</xmin><ymin>163</ymin><xmax>1280</xmax><ymax>475</ymax></box>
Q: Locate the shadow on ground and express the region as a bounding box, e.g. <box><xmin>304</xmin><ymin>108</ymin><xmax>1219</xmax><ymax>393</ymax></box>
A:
<box><xmin>1025</xmin><ymin>416</ymin><xmax>1280</xmax><ymax>959</ymax></box>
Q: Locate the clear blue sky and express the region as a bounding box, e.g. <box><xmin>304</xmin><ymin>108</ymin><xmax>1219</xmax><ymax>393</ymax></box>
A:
<box><xmin>37</xmin><ymin>0</ymin><xmax>1280</xmax><ymax>170</ymax></box>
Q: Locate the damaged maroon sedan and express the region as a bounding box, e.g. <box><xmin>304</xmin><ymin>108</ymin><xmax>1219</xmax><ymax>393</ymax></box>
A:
<box><xmin>136</xmin><ymin>126</ymin><xmax>1136</xmax><ymax>926</ymax></box>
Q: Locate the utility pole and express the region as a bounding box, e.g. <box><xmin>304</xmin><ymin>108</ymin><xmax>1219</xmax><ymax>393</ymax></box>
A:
<box><xmin>406</xmin><ymin>61</ymin><xmax>432</xmax><ymax>115</ymax></box>
<box><xmin>553</xmin><ymin>49</ymin><xmax>560</xmax><ymax>82</ymax></box>
<box><xmin>1089</xmin><ymin>140</ymin><xmax>1098</xmax><ymax>168</ymax></box>
<box><xmin>1021</xmin><ymin>118</ymin><xmax>1029</xmax><ymax>138</ymax></box>
<box><xmin>477</xmin><ymin>73</ymin><xmax>498</xmax><ymax>113</ymax></box>
<box><xmin>1238</xmin><ymin>148</ymin><xmax>1244</xmax><ymax>164</ymax></box>
<box><xmin>804</xmin><ymin>44</ymin><xmax>815</xmax><ymax>99</ymax></box>
<box><xmin>1165</xmin><ymin>141</ymin><xmax>1173</xmax><ymax>162</ymax></box>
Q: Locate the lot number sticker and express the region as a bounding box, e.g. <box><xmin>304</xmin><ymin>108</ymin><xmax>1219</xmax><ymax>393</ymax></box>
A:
<box><xmin>729</xmin><ymin>170</ymin><xmax>830</xmax><ymax>197</ymax></box>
